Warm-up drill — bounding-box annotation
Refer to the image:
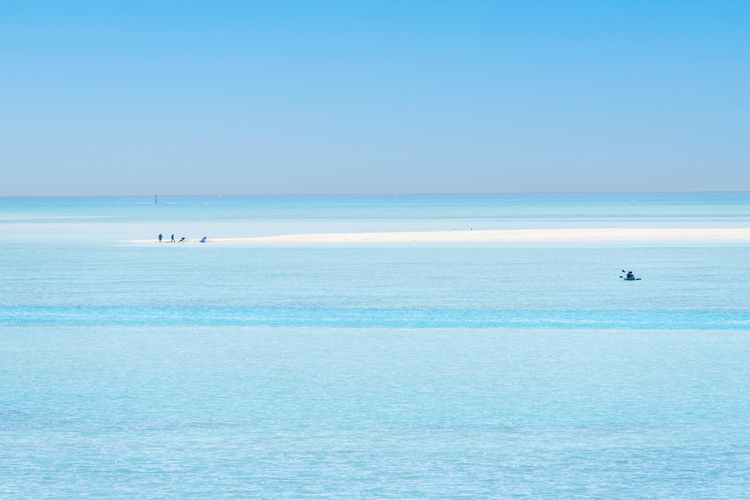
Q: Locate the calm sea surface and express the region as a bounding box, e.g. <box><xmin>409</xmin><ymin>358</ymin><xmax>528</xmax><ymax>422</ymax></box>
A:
<box><xmin>2</xmin><ymin>194</ymin><xmax>750</xmax><ymax>498</ymax></box>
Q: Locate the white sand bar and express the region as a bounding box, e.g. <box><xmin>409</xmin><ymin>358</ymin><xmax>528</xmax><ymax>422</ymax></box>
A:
<box><xmin>136</xmin><ymin>228</ymin><xmax>750</xmax><ymax>244</ymax></box>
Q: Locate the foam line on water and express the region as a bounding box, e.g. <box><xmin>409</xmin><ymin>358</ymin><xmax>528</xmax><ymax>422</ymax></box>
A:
<box><xmin>3</xmin><ymin>306</ymin><xmax>750</xmax><ymax>329</ymax></box>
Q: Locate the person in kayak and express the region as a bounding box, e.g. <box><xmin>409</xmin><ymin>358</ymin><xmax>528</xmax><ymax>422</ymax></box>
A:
<box><xmin>620</xmin><ymin>270</ymin><xmax>641</xmax><ymax>280</ymax></box>
<box><xmin>621</xmin><ymin>270</ymin><xmax>642</xmax><ymax>280</ymax></box>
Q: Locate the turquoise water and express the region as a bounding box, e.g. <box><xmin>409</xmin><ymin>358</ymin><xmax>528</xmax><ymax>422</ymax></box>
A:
<box><xmin>2</xmin><ymin>194</ymin><xmax>750</xmax><ymax>498</ymax></box>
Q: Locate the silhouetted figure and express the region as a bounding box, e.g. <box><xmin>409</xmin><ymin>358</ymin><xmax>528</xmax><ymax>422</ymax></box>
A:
<box><xmin>179</xmin><ymin>237</ymin><xmax>185</xmax><ymax>243</ymax></box>
<box><xmin>200</xmin><ymin>236</ymin><xmax>207</xmax><ymax>243</ymax></box>
<box><xmin>158</xmin><ymin>233</ymin><xmax>163</xmax><ymax>242</ymax></box>
<box><xmin>171</xmin><ymin>234</ymin><xmax>175</xmax><ymax>242</ymax></box>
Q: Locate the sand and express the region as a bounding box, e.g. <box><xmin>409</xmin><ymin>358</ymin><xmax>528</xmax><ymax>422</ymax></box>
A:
<box><xmin>136</xmin><ymin>228</ymin><xmax>750</xmax><ymax>244</ymax></box>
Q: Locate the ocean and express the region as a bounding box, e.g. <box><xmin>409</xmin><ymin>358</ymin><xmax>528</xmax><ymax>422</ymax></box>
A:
<box><xmin>2</xmin><ymin>194</ymin><xmax>750</xmax><ymax>498</ymax></box>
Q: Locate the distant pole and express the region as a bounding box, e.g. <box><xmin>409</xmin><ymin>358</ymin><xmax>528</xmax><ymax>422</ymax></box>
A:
<box><xmin>155</xmin><ymin>193</ymin><xmax>158</xmax><ymax>204</ymax></box>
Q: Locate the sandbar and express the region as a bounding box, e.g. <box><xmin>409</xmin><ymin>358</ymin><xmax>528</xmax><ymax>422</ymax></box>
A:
<box><xmin>136</xmin><ymin>228</ymin><xmax>750</xmax><ymax>244</ymax></box>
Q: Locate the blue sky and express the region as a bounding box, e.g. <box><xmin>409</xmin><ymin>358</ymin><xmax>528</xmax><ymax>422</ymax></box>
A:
<box><xmin>1</xmin><ymin>1</ymin><xmax>749</xmax><ymax>195</ymax></box>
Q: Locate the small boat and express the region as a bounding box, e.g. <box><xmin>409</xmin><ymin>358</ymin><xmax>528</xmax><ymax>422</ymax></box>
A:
<box><xmin>620</xmin><ymin>270</ymin><xmax>641</xmax><ymax>281</ymax></box>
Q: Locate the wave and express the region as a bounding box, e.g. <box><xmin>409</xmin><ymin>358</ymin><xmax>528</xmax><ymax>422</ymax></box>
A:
<box><xmin>2</xmin><ymin>307</ymin><xmax>749</xmax><ymax>330</ymax></box>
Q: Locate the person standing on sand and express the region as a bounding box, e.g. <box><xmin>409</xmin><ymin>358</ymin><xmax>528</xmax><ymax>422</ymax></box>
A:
<box><xmin>171</xmin><ymin>234</ymin><xmax>175</xmax><ymax>242</ymax></box>
<box><xmin>159</xmin><ymin>233</ymin><xmax>163</xmax><ymax>242</ymax></box>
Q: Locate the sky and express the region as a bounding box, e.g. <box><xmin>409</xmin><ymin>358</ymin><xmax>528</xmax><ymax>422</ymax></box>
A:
<box><xmin>1</xmin><ymin>1</ymin><xmax>749</xmax><ymax>195</ymax></box>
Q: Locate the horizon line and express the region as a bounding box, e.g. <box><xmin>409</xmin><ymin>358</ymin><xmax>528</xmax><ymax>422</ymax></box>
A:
<box><xmin>2</xmin><ymin>190</ymin><xmax>750</xmax><ymax>199</ymax></box>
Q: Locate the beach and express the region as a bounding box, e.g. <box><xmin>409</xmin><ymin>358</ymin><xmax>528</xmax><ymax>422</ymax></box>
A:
<box><xmin>136</xmin><ymin>227</ymin><xmax>750</xmax><ymax>244</ymax></box>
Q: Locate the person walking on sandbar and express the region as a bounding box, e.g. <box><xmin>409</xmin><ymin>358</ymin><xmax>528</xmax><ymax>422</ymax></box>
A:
<box><xmin>171</xmin><ymin>234</ymin><xmax>175</xmax><ymax>242</ymax></box>
<box><xmin>159</xmin><ymin>233</ymin><xmax>163</xmax><ymax>242</ymax></box>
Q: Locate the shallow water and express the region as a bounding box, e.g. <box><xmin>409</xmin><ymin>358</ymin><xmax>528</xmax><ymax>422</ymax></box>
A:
<box><xmin>2</xmin><ymin>194</ymin><xmax>750</xmax><ymax>498</ymax></box>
